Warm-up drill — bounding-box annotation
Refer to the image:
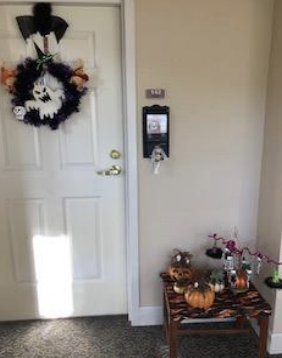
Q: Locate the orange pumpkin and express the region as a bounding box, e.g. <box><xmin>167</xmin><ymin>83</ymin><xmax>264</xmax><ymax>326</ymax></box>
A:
<box><xmin>185</xmin><ymin>282</ymin><xmax>215</xmax><ymax>309</ymax></box>
<box><xmin>235</xmin><ymin>270</ymin><xmax>248</xmax><ymax>289</ymax></box>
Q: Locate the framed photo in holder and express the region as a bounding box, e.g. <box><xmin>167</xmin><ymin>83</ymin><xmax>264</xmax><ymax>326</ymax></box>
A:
<box><xmin>142</xmin><ymin>105</ymin><xmax>170</xmax><ymax>158</ymax></box>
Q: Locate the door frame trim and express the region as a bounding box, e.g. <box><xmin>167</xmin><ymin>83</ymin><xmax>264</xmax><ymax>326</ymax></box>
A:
<box><xmin>121</xmin><ymin>0</ymin><xmax>139</xmax><ymax>324</ymax></box>
<box><xmin>0</xmin><ymin>0</ymin><xmax>139</xmax><ymax>323</ymax></box>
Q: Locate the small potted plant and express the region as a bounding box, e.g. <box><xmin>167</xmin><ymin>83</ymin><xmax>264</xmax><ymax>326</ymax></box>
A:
<box><xmin>265</xmin><ymin>269</ymin><xmax>282</xmax><ymax>289</ymax></box>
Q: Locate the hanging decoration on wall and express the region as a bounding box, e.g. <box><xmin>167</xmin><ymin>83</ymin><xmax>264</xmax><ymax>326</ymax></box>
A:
<box><xmin>150</xmin><ymin>145</ymin><xmax>168</xmax><ymax>174</ymax></box>
<box><xmin>205</xmin><ymin>233</ymin><xmax>223</xmax><ymax>259</ymax></box>
<box><xmin>142</xmin><ymin>105</ymin><xmax>170</xmax><ymax>175</ymax></box>
<box><xmin>1</xmin><ymin>3</ymin><xmax>89</xmax><ymax>130</ymax></box>
<box><xmin>205</xmin><ymin>229</ymin><xmax>282</xmax><ymax>289</ymax></box>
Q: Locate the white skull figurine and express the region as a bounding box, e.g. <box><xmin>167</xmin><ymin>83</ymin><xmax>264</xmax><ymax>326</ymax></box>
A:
<box><xmin>25</xmin><ymin>83</ymin><xmax>65</xmax><ymax>120</ymax></box>
<box><xmin>13</xmin><ymin>106</ymin><xmax>26</xmax><ymax>120</ymax></box>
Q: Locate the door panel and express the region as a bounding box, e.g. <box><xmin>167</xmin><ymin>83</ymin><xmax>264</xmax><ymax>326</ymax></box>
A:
<box><xmin>7</xmin><ymin>199</ymin><xmax>45</xmax><ymax>283</ymax></box>
<box><xmin>64</xmin><ymin>197</ymin><xmax>102</xmax><ymax>280</ymax></box>
<box><xmin>59</xmin><ymin>94</ymin><xmax>98</xmax><ymax>168</ymax></box>
<box><xmin>0</xmin><ymin>5</ymin><xmax>126</xmax><ymax>320</ymax></box>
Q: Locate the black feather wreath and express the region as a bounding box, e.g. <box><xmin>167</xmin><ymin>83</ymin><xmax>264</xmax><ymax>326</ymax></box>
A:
<box><xmin>11</xmin><ymin>58</ymin><xmax>87</xmax><ymax>130</ymax></box>
<box><xmin>33</xmin><ymin>3</ymin><xmax>53</xmax><ymax>36</ymax></box>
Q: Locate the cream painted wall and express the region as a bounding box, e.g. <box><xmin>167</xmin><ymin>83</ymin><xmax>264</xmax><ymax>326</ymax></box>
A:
<box><xmin>257</xmin><ymin>0</ymin><xmax>282</xmax><ymax>335</ymax></box>
<box><xmin>136</xmin><ymin>0</ymin><xmax>274</xmax><ymax>307</ymax></box>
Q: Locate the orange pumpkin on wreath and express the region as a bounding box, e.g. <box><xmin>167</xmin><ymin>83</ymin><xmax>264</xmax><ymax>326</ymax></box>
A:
<box><xmin>1</xmin><ymin>65</ymin><xmax>16</xmax><ymax>93</ymax></box>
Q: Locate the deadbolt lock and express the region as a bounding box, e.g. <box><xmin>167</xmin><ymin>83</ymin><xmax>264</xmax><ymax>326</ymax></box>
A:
<box><xmin>110</xmin><ymin>149</ymin><xmax>121</xmax><ymax>159</ymax></box>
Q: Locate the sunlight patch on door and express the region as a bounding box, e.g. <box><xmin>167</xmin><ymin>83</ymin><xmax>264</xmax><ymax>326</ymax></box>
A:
<box><xmin>33</xmin><ymin>235</ymin><xmax>73</xmax><ymax>318</ymax></box>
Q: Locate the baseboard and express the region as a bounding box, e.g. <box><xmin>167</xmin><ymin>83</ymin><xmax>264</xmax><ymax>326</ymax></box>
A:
<box><xmin>131</xmin><ymin>306</ymin><xmax>282</xmax><ymax>354</ymax></box>
<box><xmin>268</xmin><ymin>333</ymin><xmax>282</xmax><ymax>355</ymax></box>
<box><xmin>130</xmin><ymin>306</ymin><xmax>163</xmax><ymax>326</ymax></box>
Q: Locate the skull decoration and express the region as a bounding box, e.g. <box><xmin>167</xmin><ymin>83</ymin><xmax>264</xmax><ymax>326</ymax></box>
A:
<box><xmin>25</xmin><ymin>83</ymin><xmax>65</xmax><ymax>120</ymax></box>
<box><xmin>13</xmin><ymin>106</ymin><xmax>26</xmax><ymax>120</ymax></box>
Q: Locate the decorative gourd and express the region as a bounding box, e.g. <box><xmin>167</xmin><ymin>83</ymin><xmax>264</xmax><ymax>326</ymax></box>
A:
<box><xmin>168</xmin><ymin>249</ymin><xmax>194</xmax><ymax>281</ymax></box>
<box><xmin>185</xmin><ymin>282</ymin><xmax>215</xmax><ymax>309</ymax></box>
<box><xmin>209</xmin><ymin>269</ymin><xmax>225</xmax><ymax>293</ymax></box>
<box><xmin>173</xmin><ymin>281</ymin><xmax>187</xmax><ymax>295</ymax></box>
<box><xmin>209</xmin><ymin>281</ymin><xmax>225</xmax><ymax>293</ymax></box>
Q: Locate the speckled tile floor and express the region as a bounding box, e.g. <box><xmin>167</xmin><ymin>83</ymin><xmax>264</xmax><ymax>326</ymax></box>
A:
<box><xmin>0</xmin><ymin>316</ymin><xmax>281</xmax><ymax>358</ymax></box>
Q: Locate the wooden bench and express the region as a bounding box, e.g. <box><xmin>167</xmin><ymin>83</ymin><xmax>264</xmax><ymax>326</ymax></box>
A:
<box><xmin>160</xmin><ymin>273</ymin><xmax>272</xmax><ymax>358</ymax></box>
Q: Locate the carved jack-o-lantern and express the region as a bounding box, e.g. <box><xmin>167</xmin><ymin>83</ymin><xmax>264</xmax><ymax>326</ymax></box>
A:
<box><xmin>168</xmin><ymin>249</ymin><xmax>194</xmax><ymax>281</ymax></box>
<box><xmin>169</xmin><ymin>265</ymin><xmax>194</xmax><ymax>281</ymax></box>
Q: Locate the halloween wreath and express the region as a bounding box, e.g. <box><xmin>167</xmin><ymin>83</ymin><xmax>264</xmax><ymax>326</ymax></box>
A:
<box><xmin>1</xmin><ymin>3</ymin><xmax>89</xmax><ymax>130</ymax></box>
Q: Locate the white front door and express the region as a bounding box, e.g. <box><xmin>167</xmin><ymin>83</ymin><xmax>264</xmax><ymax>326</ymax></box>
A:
<box><xmin>0</xmin><ymin>5</ymin><xmax>127</xmax><ymax>320</ymax></box>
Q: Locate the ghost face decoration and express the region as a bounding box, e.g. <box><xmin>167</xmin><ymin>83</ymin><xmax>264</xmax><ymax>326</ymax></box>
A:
<box><xmin>33</xmin><ymin>85</ymin><xmax>52</xmax><ymax>103</ymax></box>
<box><xmin>13</xmin><ymin>106</ymin><xmax>26</xmax><ymax>120</ymax></box>
<box><xmin>25</xmin><ymin>83</ymin><xmax>65</xmax><ymax>120</ymax></box>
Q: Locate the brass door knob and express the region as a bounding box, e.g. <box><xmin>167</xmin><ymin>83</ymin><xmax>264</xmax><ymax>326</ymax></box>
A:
<box><xmin>97</xmin><ymin>165</ymin><xmax>122</xmax><ymax>176</ymax></box>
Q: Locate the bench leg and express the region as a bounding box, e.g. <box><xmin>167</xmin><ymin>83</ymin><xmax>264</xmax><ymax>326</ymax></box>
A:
<box><xmin>258</xmin><ymin>316</ymin><xmax>269</xmax><ymax>358</ymax></box>
<box><xmin>163</xmin><ymin>292</ymin><xmax>169</xmax><ymax>341</ymax></box>
<box><xmin>169</xmin><ymin>320</ymin><xmax>178</xmax><ymax>358</ymax></box>
<box><xmin>235</xmin><ymin>316</ymin><xmax>245</xmax><ymax>329</ymax></box>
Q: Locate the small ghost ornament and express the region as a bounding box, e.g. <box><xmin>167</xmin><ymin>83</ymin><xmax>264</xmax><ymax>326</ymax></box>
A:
<box><xmin>13</xmin><ymin>106</ymin><xmax>26</xmax><ymax>120</ymax></box>
<box><xmin>150</xmin><ymin>145</ymin><xmax>168</xmax><ymax>174</ymax></box>
<box><xmin>256</xmin><ymin>256</ymin><xmax>262</xmax><ymax>275</ymax></box>
<box><xmin>25</xmin><ymin>83</ymin><xmax>64</xmax><ymax>120</ymax></box>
